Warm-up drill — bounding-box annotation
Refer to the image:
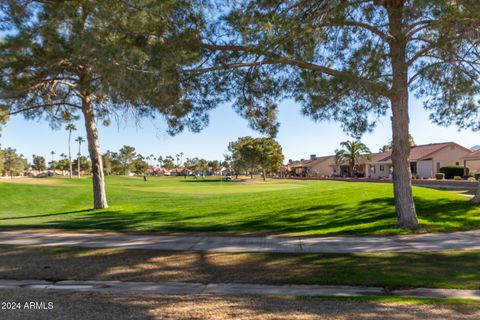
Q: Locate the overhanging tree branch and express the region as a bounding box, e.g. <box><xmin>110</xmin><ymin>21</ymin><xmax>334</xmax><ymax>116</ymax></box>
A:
<box><xmin>197</xmin><ymin>42</ymin><xmax>390</xmax><ymax>96</ymax></box>
<box><xmin>8</xmin><ymin>102</ymin><xmax>82</xmax><ymax>116</ymax></box>
<box><xmin>407</xmin><ymin>44</ymin><xmax>437</xmax><ymax>66</ymax></box>
<box><xmin>342</xmin><ymin>20</ymin><xmax>390</xmax><ymax>41</ymax></box>
<box><xmin>181</xmin><ymin>61</ymin><xmax>274</xmax><ymax>74</ymax></box>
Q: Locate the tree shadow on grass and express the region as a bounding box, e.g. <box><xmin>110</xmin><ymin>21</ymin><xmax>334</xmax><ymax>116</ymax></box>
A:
<box><xmin>6</xmin><ymin>287</ymin><xmax>478</xmax><ymax>319</ymax></box>
<box><xmin>2</xmin><ymin>195</ymin><xmax>479</xmax><ymax>235</ymax></box>
<box><xmin>0</xmin><ymin>209</ymin><xmax>94</xmax><ymax>221</ymax></box>
<box><xmin>0</xmin><ymin>245</ymin><xmax>479</xmax><ymax>291</ymax></box>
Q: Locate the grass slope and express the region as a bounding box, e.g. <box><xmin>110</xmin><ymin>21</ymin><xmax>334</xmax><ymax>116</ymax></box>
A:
<box><xmin>0</xmin><ymin>176</ymin><xmax>479</xmax><ymax>235</ymax></box>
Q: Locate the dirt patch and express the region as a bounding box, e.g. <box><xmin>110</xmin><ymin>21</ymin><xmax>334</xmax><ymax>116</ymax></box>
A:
<box><xmin>0</xmin><ymin>289</ymin><xmax>478</xmax><ymax>320</ymax></box>
<box><xmin>0</xmin><ymin>245</ymin><xmax>478</xmax><ymax>290</ymax></box>
<box><xmin>0</xmin><ymin>246</ymin><xmax>311</xmax><ymax>284</ymax></box>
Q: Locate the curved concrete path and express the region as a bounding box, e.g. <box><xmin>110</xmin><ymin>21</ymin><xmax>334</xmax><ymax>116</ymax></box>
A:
<box><xmin>0</xmin><ymin>279</ymin><xmax>478</xmax><ymax>300</ymax></box>
<box><xmin>0</xmin><ymin>229</ymin><xmax>479</xmax><ymax>253</ymax></box>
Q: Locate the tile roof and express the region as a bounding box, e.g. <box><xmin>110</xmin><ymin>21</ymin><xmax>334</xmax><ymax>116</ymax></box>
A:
<box><xmin>370</xmin><ymin>142</ymin><xmax>471</xmax><ymax>163</ymax></box>
<box><xmin>461</xmin><ymin>150</ymin><xmax>480</xmax><ymax>160</ymax></box>
<box><xmin>169</xmin><ymin>168</ymin><xmax>191</xmax><ymax>173</ymax></box>
<box><xmin>408</xmin><ymin>142</ymin><xmax>453</xmax><ymax>161</ymax></box>
<box><xmin>288</xmin><ymin>142</ymin><xmax>472</xmax><ymax>166</ymax></box>
<box><xmin>370</xmin><ymin>151</ymin><xmax>392</xmax><ymax>162</ymax></box>
<box><xmin>289</xmin><ymin>155</ymin><xmax>334</xmax><ymax>168</ymax></box>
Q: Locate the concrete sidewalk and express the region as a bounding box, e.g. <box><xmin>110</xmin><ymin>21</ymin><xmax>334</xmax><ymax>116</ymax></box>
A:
<box><xmin>0</xmin><ymin>279</ymin><xmax>478</xmax><ymax>300</ymax></box>
<box><xmin>0</xmin><ymin>229</ymin><xmax>479</xmax><ymax>253</ymax></box>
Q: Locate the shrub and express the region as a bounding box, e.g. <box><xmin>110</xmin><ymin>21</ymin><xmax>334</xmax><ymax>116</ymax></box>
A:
<box><xmin>435</xmin><ymin>173</ymin><xmax>445</xmax><ymax>180</ymax></box>
<box><xmin>439</xmin><ymin>166</ymin><xmax>468</xmax><ymax>179</ymax></box>
<box><xmin>468</xmin><ymin>177</ymin><xmax>477</xmax><ymax>182</ymax></box>
<box><xmin>475</xmin><ymin>173</ymin><xmax>480</xmax><ymax>181</ymax></box>
<box><xmin>453</xmin><ymin>176</ymin><xmax>462</xmax><ymax>180</ymax></box>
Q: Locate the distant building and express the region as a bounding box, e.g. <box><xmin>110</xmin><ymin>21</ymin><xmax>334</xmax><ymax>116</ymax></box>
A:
<box><xmin>287</xmin><ymin>155</ymin><xmax>336</xmax><ymax>177</ymax></box>
<box><xmin>288</xmin><ymin>142</ymin><xmax>479</xmax><ymax>179</ymax></box>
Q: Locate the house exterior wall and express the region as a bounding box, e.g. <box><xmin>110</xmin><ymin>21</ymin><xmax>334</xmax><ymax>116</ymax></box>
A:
<box><xmin>330</xmin><ymin>165</ymin><xmax>340</xmax><ymax>176</ymax></box>
<box><xmin>429</xmin><ymin>144</ymin><xmax>472</xmax><ymax>174</ymax></box>
<box><xmin>465</xmin><ymin>160</ymin><xmax>480</xmax><ymax>172</ymax></box>
<box><xmin>308</xmin><ymin>157</ymin><xmax>336</xmax><ymax>176</ymax></box>
<box><xmin>368</xmin><ymin>163</ymin><xmax>392</xmax><ymax>179</ymax></box>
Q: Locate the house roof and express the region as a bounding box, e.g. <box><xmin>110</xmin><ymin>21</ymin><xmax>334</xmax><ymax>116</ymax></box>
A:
<box><xmin>461</xmin><ymin>150</ymin><xmax>480</xmax><ymax>161</ymax></box>
<box><xmin>288</xmin><ymin>142</ymin><xmax>472</xmax><ymax>167</ymax></box>
<box><xmin>410</xmin><ymin>142</ymin><xmax>453</xmax><ymax>161</ymax></box>
<box><xmin>169</xmin><ymin>168</ymin><xmax>191</xmax><ymax>173</ymax></box>
<box><xmin>370</xmin><ymin>151</ymin><xmax>392</xmax><ymax>162</ymax></box>
<box><xmin>370</xmin><ymin>142</ymin><xmax>472</xmax><ymax>163</ymax></box>
<box><xmin>289</xmin><ymin>155</ymin><xmax>334</xmax><ymax>168</ymax></box>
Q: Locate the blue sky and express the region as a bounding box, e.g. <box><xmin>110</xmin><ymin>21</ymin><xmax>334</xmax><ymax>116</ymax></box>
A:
<box><xmin>1</xmin><ymin>96</ymin><xmax>478</xmax><ymax>163</ymax></box>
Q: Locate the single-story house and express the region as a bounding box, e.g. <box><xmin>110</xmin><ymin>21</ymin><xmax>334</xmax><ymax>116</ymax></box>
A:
<box><xmin>287</xmin><ymin>154</ymin><xmax>336</xmax><ymax>177</ymax></box>
<box><xmin>330</xmin><ymin>152</ymin><xmax>388</xmax><ymax>178</ymax></box>
<box><xmin>289</xmin><ymin>142</ymin><xmax>478</xmax><ymax>179</ymax></box>
<box><xmin>364</xmin><ymin>142</ymin><xmax>475</xmax><ymax>179</ymax></box>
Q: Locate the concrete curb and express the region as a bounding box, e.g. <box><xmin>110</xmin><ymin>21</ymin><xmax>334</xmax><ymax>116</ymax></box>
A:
<box><xmin>0</xmin><ymin>230</ymin><xmax>479</xmax><ymax>253</ymax></box>
<box><xmin>0</xmin><ymin>280</ymin><xmax>478</xmax><ymax>300</ymax></box>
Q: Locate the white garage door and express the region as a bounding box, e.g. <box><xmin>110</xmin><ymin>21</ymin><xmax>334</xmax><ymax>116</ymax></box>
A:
<box><xmin>417</xmin><ymin>160</ymin><xmax>433</xmax><ymax>178</ymax></box>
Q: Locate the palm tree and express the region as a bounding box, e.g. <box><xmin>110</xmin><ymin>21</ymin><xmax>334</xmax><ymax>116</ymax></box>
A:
<box><xmin>50</xmin><ymin>151</ymin><xmax>55</xmax><ymax>173</ymax></box>
<box><xmin>66</xmin><ymin>124</ymin><xmax>76</xmax><ymax>178</ymax></box>
<box><xmin>335</xmin><ymin>141</ymin><xmax>371</xmax><ymax>178</ymax></box>
<box><xmin>59</xmin><ymin>153</ymin><xmax>67</xmax><ymax>175</ymax></box>
<box><xmin>75</xmin><ymin>136</ymin><xmax>85</xmax><ymax>178</ymax></box>
<box><xmin>157</xmin><ymin>156</ymin><xmax>163</xmax><ymax>168</ymax></box>
<box><xmin>179</xmin><ymin>152</ymin><xmax>184</xmax><ymax>166</ymax></box>
<box><xmin>175</xmin><ymin>153</ymin><xmax>180</xmax><ymax>167</ymax></box>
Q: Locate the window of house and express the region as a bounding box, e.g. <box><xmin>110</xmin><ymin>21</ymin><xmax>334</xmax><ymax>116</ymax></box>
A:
<box><xmin>436</xmin><ymin>162</ymin><xmax>441</xmax><ymax>172</ymax></box>
<box><xmin>456</xmin><ymin>162</ymin><xmax>459</xmax><ymax>165</ymax></box>
<box><xmin>380</xmin><ymin>165</ymin><xmax>384</xmax><ymax>171</ymax></box>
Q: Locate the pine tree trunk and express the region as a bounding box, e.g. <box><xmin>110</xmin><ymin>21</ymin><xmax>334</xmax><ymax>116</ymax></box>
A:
<box><xmin>471</xmin><ymin>181</ymin><xmax>480</xmax><ymax>203</ymax></box>
<box><xmin>388</xmin><ymin>4</ymin><xmax>419</xmax><ymax>228</ymax></box>
<box><xmin>81</xmin><ymin>94</ymin><xmax>108</xmax><ymax>209</ymax></box>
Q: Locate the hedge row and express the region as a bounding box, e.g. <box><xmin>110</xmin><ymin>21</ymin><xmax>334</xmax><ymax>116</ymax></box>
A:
<box><xmin>439</xmin><ymin>166</ymin><xmax>468</xmax><ymax>179</ymax></box>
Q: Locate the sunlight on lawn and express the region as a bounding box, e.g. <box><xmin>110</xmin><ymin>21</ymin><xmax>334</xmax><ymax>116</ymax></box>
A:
<box><xmin>0</xmin><ymin>176</ymin><xmax>479</xmax><ymax>235</ymax></box>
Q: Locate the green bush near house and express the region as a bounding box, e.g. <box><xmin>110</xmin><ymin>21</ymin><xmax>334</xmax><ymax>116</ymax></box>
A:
<box><xmin>453</xmin><ymin>176</ymin><xmax>462</xmax><ymax>180</ymax></box>
<box><xmin>439</xmin><ymin>166</ymin><xmax>467</xmax><ymax>179</ymax></box>
<box><xmin>435</xmin><ymin>173</ymin><xmax>445</xmax><ymax>180</ymax></box>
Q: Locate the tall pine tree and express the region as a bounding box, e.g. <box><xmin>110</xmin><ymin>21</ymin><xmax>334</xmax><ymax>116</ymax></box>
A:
<box><xmin>0</xmin><ymin>0</ymin><xmax>211</xmax><ymax>208</ymax></box>
<box><xmin>193</xmin><ymin>0</ymin><xmax>480</xmax><ymax>227</ymax></box>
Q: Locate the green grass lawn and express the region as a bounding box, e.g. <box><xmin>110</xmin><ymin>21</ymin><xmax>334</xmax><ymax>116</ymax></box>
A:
<box><xmin>0</xmin><ymin>176</ymin><xmax>479</xmax><ymax>235</ymax></box>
